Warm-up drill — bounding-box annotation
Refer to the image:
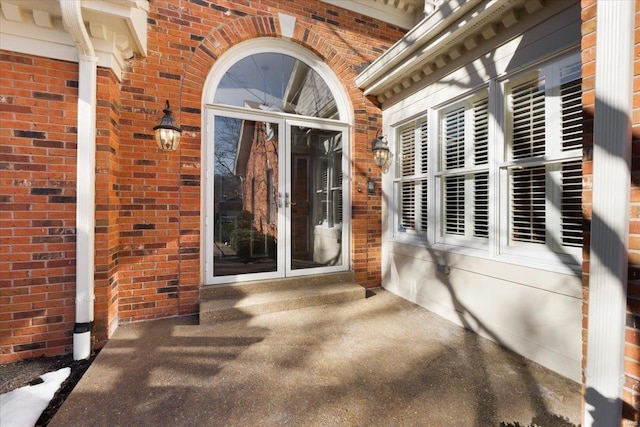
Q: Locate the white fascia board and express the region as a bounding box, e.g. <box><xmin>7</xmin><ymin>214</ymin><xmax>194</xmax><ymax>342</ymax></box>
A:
<box><xmin>1</xmin><ymin>16</ymin><xmax>124</xmax><ymax>79</ymax></box>
<box><xmin>0</xmin><ymin>17</ymin><xmax>78</xmax><ymax>61</ymax></box>
<box><xmin>320</xmin><ymin>0</ymin><xmax>416</xmax><ymax>30</ymax></box>
<box><xmin>356</xmin><ymin>0</ymin><xmax>536</xmax><ymax>95</ymax></box>
<box><xmin>355</xmin><ymin>0</ymin><xmax>483</xmax><ymax>89</ymax></box>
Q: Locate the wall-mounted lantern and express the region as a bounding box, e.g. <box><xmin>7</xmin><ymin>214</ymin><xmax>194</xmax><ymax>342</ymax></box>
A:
<box><xmin>371</xmin><ymin>134</ymin><xmax>392</xmax><ymax>173</ymax></box>
<box><xmin>153</xmin><ymin>100</ymin><xmax>182</xmax><ymax>151</ymax></box>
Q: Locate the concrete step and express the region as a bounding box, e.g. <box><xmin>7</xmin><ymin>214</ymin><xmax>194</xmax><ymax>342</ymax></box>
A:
<box><xmin>200</xmin><ymin>272</ymin><xmax>365</xmax><ymax>324</ymax></box>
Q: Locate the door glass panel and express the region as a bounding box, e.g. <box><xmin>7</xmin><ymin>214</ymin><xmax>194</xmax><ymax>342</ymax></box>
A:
<box><xmin>290</xmin><ymin>126</ymin><xmax>343</xmax><ymax>270</ymax></box>
<box><xmin>214</xmin><ymin>53</ymin><xmax>339</xmax><ymax>120</ymax></box>
<box><xmin>213</xmin><ymin>115</ymin><xmax>279</xmax><ymax>276</ymax></box>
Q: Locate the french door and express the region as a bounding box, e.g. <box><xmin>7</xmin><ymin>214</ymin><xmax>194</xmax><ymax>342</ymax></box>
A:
<box><xmin>204</xmin><ymin>106</ymin><xmax>349</xmax><ymax>284</ymax></box>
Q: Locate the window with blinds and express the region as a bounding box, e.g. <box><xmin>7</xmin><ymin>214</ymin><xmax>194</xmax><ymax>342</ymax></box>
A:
<box><xmin>511</xmin><ymin>77</ymin><xmax>546</xmax><ymax>159</ymax></box>
<box><xmin>444</xmin><ymin>175</ymin><xmax>464</xmax><ymax>235</ymax></box>
<box><xmin>439</xmin><ymin>94</ymin><xmax>489</xmax><ymax>242</ymax></box>
<box><xmin>445</xmin><ymin>108</ymin><xmax>465</xmax><ymax>170</ymax></box>
<box><xmin>395</xmin><ymin>118</ymin><xmax>428</xmax><ymax>235</ymax></box>
<box><xmin>506</xmin><ymin>54</ymin><xmax>582</xmax><ymax>253</ymax></box>
<box><xmin>560</xmin><ymin>62</ymin><xmax>582</xmax><ymax>152</ymax></box>
<box><xmin>390</xmin><ymin>52</ymin><xmax>582</xmax><ymax>265</ymax></box>
<box><xmin>474</xmin><ymin>172</ymin><xmax>489</xmax><ymax>238</ymax></box>
<box><xmin>511</xmin><ymin>165</ymin><xmax>546</xmax><ymax>244</ymax></box>
<box><xmin>561</xmin><ymin>160</ymin><xmax>582</xmax><ymax>247</ymax></box>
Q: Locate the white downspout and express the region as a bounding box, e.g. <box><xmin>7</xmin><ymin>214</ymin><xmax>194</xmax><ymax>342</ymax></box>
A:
<box><xmin>60</xmin><ymin>0</ymin><xmax>97</xmax><ymax>361</ymax></box>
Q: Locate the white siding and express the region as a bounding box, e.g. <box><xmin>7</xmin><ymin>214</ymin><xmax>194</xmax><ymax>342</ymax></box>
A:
<box><xmin>380</xmin><ymin>4</ymin><xmax>582</xmax><ymax>381</ymax></box>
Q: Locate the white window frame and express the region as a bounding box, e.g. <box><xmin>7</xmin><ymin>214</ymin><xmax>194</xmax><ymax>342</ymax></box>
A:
<box><xmin>498</xmin><ymin>53</ymin><xmax>582</xmax><ymax>264</ymax></box>
<box><xmin>393</xmin><ymin>116</ymin><xmax>429</xmax><ymax>239</ymax></box>
<box><xmin>388</xmin><ymin>52</ymin><xmax>582</xmax><ymax>271</ymax></box>
<box><xmin>434</xmin><ymin>91</ymin><xmax>490</xmax><ymax>249</ymax></box>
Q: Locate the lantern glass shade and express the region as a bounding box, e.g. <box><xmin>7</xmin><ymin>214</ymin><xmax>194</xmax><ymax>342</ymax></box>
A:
<box><xmin>371</xmin><ymin>135</ymin><xmax>392</xmax><ymax>173</ymax></box>
<box><xmin>153</xmin><ymin>100</ymin><xmax>182</xmax><ymax>151</ymax></box>
<box><xmin>155</xmin><ymin>127</ymin><xmax>181</xmax><ymax>151</ymax></box>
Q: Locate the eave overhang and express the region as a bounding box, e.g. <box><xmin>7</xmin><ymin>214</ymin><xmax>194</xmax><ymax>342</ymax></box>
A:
<box><xmin>320</xmin><ymin>0</ymin><xmax>426</xmax><ymax>30</ymax></box>
<box><xmin>356</xmin><ymin>0</ymin><xmax>547</xmax><ymax>104</ymax></box>
<box><xmin>0</xmin><ymin>0</ymin><xmax>149</xmax><ymax>80</ymax></box>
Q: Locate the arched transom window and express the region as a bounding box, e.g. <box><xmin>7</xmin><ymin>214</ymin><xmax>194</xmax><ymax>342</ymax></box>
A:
<box><xmin>214</xmin><ymin>53</ymin><xmax>340</xmax><ymax>120</ymax></box>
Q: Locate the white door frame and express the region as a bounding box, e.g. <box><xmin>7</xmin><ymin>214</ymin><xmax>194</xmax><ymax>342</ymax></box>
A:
<box><xmin>204</xmin><ymin>105</ymin><xmax>351</xmax><ymax>284</ymax></box>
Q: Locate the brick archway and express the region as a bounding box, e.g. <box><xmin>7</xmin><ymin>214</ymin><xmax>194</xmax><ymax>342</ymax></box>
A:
<box><xmin>174</xmin><ymin>14</ymin><xmax>383</xmax><ymax>288</ymax></box>
<box><xmin>179</xmin><ymin>15</ymin><xmax>354</xmax><ymax>122</ymax></box>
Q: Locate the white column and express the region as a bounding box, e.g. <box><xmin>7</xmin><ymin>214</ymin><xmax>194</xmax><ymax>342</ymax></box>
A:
<box><xmin>583</xmin><ymin>0</ymin><xmax>635</xmax><ymax>425</ymax></box>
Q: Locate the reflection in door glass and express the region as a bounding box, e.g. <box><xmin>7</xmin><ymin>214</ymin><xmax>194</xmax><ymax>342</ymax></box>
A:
<box><xmin>213</xmin><ymin>115</ymin><xmax>279</xmax><ymax>276</ymax></box>
<box><xmin>290</xmin><ymin>127</ymin><xmax>343</xmax><ymax>270</ymax></box>
<box><xmin>215</xmin><ymin>53</ymin><xmax>339</xmax><ymax>120</ymax></box>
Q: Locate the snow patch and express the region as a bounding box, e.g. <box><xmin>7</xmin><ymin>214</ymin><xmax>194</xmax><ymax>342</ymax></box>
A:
<box><xmin>0</xmin><ymin>367</ymin><xmax>70</xmax><ymax>427</ymax></box>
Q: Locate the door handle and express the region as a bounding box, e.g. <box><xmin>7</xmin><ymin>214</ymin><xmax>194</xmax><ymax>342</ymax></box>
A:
<box><xmin>285</xmin><ymin>193</ymin><xmax>296</xmax><ymax>207</ymax></box>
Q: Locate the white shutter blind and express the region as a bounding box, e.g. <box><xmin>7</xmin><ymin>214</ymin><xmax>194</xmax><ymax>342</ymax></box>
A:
<box><xmin>335</xmin><ymin>158</ymin><xmax>343</xmax><ymax>223</ymax></box>
<box><xmin>399</xmin><ymin>125</ymin><xmax>416</xmax><ymax>231</ymax></box>
<box><xmin>444</xmin><ymin>175</ymin><xmax>464</xmax><ymax>235</ymax></box>
<box><xmin>560</xmin><ymin>62</ymin><xmax>582</xmax><ymax>152</ymax></box>
<box><xmin>420</xmin><ymin>119</ymin><xmax>429</xmax><ymax>174</ymax></box>
<box><xmin>511</xmin><ymin>77</ymin><xmax>546</xmax><ymax>159</ymax></box>
<box><xmin>420</xmin><ymin>180</ymin><xmax>429</xmax><ymax>232</ymax></box>
<box><xmin>561</xmin><ymin>160</ymin><xmax>582</xmax><ymax>247</ymax></box>
<box><xmin>401</xmin><ymin>181</ymin><xmax>416</xmax><ymax>231</ymax></box>
<box><xmin>474</xmin><ymin>172</ymin><xmax>489</xmax><ymax>238</ymax></box>
<box><xmin>473</xmin><ymin>98</ymin><xmax>489</xmax><ymax>165</ymax></box>
<box><xmin>511</xmin><ymin>166</ymin><xmax>546</xmax><ymax>243</ymax></box>
<box><xmin>445</xmin><ymin>107</ymin><xmax>465</xmax><ymax>169</ymax></box>
<box><xmin>401</xmin><ymin>126</ymin><xmax>415</xmax><ymax>177</ymax></box>
<box><xmin>320</xmin><ymin>160</ymin><xmax>329</xmax><ymax>223</ymax></box>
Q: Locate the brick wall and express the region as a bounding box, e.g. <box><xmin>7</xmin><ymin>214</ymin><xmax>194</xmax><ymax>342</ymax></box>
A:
<box><xmin>113</xmin><ymin>0</ymin><xmax>405</xmax><ymax>324</ymax></box>
<box><xmin>94</xmin><ymin>68</ymin><xmax>122</xmax><ymax>344</ymax></box>
<box><xmin>1</xmin><ymin>0</ymin><xmax>405</xmax><ymax>361</ymax></box>
<box><xmin>581</xmin><ymin>0</ymin><xmax>640</xmax><ymax>423</ymax></box>
<box><xmin>0</xmin><ymin>54</ymin><xmax>79</xmax><ymax>362</ymax></box>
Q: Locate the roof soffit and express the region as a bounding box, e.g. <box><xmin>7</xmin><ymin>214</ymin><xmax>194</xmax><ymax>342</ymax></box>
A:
<box><xmin>319</xmin><ymin>0</ymin><xmax>427</xmax><ymax>30</ymax></box>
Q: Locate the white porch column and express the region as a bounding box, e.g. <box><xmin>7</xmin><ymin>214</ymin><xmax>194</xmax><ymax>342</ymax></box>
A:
<box><xmin>583</xmin><ymin>0</ymin><xmax>635</xmax><ymax>425</ymax></box>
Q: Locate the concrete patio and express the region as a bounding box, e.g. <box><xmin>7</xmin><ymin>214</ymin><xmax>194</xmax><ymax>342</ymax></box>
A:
<box><xmin>50</xmin><ymin>289</ymin><xmax>581</xmax><ymax>426</ymax></box>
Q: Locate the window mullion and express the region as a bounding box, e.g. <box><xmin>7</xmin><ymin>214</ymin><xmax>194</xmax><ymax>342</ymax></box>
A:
<box><xmin>429</xmin><ymin>108</ymin><xmax>439</xmax><ymax>244</ymax></box>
